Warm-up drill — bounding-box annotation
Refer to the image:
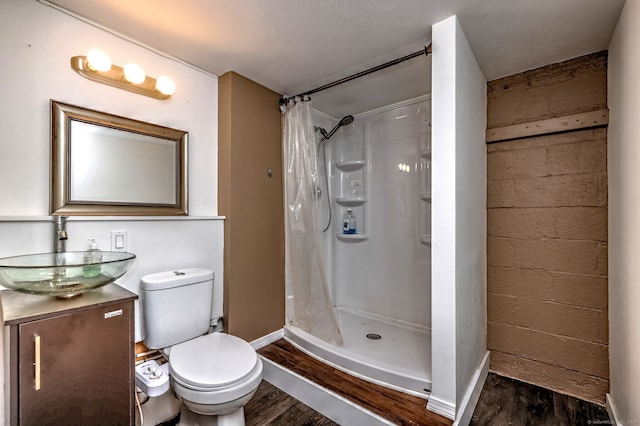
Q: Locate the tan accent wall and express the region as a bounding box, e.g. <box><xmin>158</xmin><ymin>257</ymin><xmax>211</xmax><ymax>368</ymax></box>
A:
<box><xmin>218</xmin><ymin>72</ymin><xmax>285</xmax><ymax>342</ymax></box>
<box><xmin>486</xmin><ymin>52</ymin><xmax>608</xmax><ymax>404</ymax></box>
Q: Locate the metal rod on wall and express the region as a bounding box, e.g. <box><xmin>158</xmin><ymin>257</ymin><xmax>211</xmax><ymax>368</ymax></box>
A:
<box><xmin>280</xmin><ymin>44</ymin><xmax>432</xmax><ymax>106</ymax></box>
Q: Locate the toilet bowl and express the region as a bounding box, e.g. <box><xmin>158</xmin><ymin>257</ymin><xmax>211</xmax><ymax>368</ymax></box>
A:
<box><xmin>140</xmin><ymin>269</ymin><xmax>263</xmax><ymax>426</ymax></box>
<box><xmin>169</xmin><ymin>332</ymin><xmax>263</xmax><ymax>420</ymax></box>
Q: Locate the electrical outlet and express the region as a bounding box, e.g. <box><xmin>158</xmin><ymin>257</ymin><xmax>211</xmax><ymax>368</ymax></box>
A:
<box><xmin>110</xmin><ymin>230</ymin><xmax>128</xmax><ymax>252</ymax></box>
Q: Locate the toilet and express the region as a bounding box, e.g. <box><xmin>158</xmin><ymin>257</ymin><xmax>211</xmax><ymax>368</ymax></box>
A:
<box><xmin>140</xmin><ymin>268</ymin><xmax>263</xmax><ymax>426</ymax></box>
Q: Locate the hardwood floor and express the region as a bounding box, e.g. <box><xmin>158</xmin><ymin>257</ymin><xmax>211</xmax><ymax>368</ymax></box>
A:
<box><xmin>470</xmin><ymin>373</ymin><xmax>610</xmax><ymax>426</ymax></box>
<box><xmin>256</xmin><ymin>339</ymin><xmax>611</xmax><ymax>426</ymax></box>
<box><xmin>246</xmin><ymin>381</ymin><xmax>338</xmax><ymax>426</ymax></box>
<box><xmin>258</xmin><ymin>339</ymin><xmax>452</xmax><ymax>426</ymax></box>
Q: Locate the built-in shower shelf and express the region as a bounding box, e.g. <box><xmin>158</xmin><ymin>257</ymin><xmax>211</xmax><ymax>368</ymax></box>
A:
<box><xmin>420</xmin><ymin>235</ymin><xmax>431</xmax><ymax>245</ymax></box>
<box><xmin>336</xmin><ymin>196</ymin><xmax>367</xmax><ymax>206</ymax></box>
<box><xmin>420</xmin><ymin>193</ymin><xmax>431</xmax><ymax>201</ymax></box>
<box><xmin>336</xmin><ymin>233</ymin><xmax>368</xmax><ymax>242</ymax></box>
<box><xmin>420</xmin><ymin>148</ymin><xmax>431</xmax><ymax>158</ymax></box>
<box><xmin>336</xmin><ymin>160</ymin><xmax>367</xmax><ymax>172</ymax></box>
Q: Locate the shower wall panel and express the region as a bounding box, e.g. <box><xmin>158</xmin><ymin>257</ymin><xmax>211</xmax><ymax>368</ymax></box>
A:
<box><xmin>313</xmin><ymin>110</ymin><xmax>338</xmax><ymax>301</ymax></box>
<box><xmin>333</xmin><ymin>100</ymin><xmax>431</xmax><ymax>328</ymax></box>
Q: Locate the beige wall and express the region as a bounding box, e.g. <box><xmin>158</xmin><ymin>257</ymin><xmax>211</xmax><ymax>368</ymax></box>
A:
<box><xmin>218</xmin><ymin>72</ymin><xmax>285</xmax><ymax>342</ymax></box>
<box><xmin>486</xmin><ymin>52</ymin><xmax>608</xmax><ymax>404</ymax></box>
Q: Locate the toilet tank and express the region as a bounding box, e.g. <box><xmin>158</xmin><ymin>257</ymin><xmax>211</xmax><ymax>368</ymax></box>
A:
<box><xmin>141</xmin><ymin>268</ymin><xmax>215</xmax><ymax>349</ymax></box>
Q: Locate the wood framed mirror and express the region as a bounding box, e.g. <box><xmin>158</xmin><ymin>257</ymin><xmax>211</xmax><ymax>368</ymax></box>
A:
<box><xmin>50</xmin><ymin>100</ymin><xmax>188</xmax><ymax>215</ymax></box>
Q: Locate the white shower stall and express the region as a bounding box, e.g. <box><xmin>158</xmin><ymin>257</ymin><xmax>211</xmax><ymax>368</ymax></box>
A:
<box><xmin>282</xmin><ymin>15</ymin><xmax>488</xmax><ymax>422</ymax></box>
<box><xmin>286</xmin><ymin>96</ymin><xmax>433</xmax><ymax>396</ymax></box>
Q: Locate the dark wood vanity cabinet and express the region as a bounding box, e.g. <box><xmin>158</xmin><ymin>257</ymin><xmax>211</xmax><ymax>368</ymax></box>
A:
<box><xmin>1</xmin><ymin>285</ymin><xmax>137</xmax><ymax>426</ymax></box>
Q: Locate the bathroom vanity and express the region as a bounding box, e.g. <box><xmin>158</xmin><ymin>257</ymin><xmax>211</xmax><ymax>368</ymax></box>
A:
<box><xmin>0</xmin><ymin>284</ymin><xmax>137</xmax><ymax>426</ymax></box>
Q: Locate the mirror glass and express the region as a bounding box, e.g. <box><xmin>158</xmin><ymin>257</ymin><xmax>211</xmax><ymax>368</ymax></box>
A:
<box><xmin>51</xmin><ymin>100</ymin><xmax>188</xmax><ymax>215</ymax></box>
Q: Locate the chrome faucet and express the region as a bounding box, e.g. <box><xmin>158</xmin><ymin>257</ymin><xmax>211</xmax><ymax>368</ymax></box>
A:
<box><xmin>54</xmin><ymin>216</ymin><xmax>68</xmax><ymax>253</ymax></box>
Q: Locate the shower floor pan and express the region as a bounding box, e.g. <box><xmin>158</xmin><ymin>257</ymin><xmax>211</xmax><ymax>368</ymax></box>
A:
<box><xmin>285</xmin><ymin>307</ymin><xmax>432</xmax><ymax>396</ymax></box>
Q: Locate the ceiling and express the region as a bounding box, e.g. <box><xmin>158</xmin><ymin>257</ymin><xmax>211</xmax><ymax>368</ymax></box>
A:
<box><xmin>46</xmin><ymin>0</ymin><xmax>624</xmax><ymax>118</ymax></box>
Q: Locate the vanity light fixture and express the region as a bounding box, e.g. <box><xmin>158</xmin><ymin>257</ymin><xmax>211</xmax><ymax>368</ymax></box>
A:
<box><xmin>86</xmin><ymin>49</ymin><xmax>111</xmax><ymax>72</ymax></box>
<box><xmin>123</xmin><ymin>63</ymin><xmax>146</xmax><ymax>84</ymax></box>
<box><xmin>70</xmin><ymin>49</ymin><xmax>175</xmax><ymax>100</ymax></box>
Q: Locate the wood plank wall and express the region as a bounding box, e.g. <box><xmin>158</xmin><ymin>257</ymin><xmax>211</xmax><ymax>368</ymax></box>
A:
<box><xmin>486</xmin><ymin>51</ymin><xmax>609</xmax><ymax>404</ymax></box>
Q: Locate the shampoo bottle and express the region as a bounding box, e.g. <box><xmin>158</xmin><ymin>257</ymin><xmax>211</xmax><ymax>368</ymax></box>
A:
<box><xmin>343</xmin><ymin>209</ymin><xmax>352</xmax><ymax>234</ymax></box>
<box><xmin>83</xmin><ymin>238</ymin><xmax>103</xmax><ymax>278</ymax></box>
<box><xmin>348</xmin><ymin>211</ymin><xmax>356</xmax><ymax>234</ymax></box>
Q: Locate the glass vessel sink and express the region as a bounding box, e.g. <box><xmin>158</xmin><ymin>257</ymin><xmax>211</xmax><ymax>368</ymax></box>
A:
<box><xmin>0</xmin><ymin>251</ymin><xmax>136</xmax><ymax>298</ymax></box>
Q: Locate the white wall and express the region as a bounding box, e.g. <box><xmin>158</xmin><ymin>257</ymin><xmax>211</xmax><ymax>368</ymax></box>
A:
<box><xmin>429</xmin><ymin>15</ymin><xmax>487</xmax><ymax>420</ymax></box>
<box><xmin>452</xmin><ymin>15</ymin><xmax>487</xmax><ymax>412</ymax></box>
<box><xmin>0</xmin><ymin>0</ymin><xmax>218</xmax><ymax>216</ymax></box>
<box><xmin>0</xmin><ymin>2</ymin><xmax>222</xmax><ymax>421</ymax></box>
<box><xmin>0</xmin><ymin>218</ymin><xmax>224</xmax><ymax>341</ymax></box>
<box><xmin>0</xmin><ymin>1</ymin><xmax>222</xmax><ymax>318</ymax></box>
<box><xmin>607</xmin><ymin>1</ymin><xmax>640</xmax><ymax>423</ymax></box>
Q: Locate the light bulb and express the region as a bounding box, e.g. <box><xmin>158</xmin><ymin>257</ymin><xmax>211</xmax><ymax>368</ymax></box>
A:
<box><xmin>124</xmin><ymin>63</ymin><xmax>146</xmax><ymax>84</ymax></box>
<box><xmin>155</xmin><ymin>76</ymin><xmax>175</xmax><ymax>95</ymax></box>
<box><xmin>86</xmin><ymin>49</ymin><xmax>111</xmax><ymax>72</ymax></box>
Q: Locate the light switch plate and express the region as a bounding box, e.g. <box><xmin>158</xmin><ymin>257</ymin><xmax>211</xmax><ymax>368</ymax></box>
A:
<box><xmin>110</xmin><ymin>230</ymin><xmax>128</xmax><ymax>252</ymax></box>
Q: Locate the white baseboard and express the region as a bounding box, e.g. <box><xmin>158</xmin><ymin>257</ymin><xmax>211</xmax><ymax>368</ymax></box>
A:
<box><xmin>426</xmin><ymin>351</ymin><xmax>490</xmax><ymax>423</ymax></box>
<box><xmin>250</xmin><ymin>328</ymin><xmax>284</xmax><ymax>350</ymax></box>
<box><xmin>454</xmin><ymin>351</ymin><xmax>490</xmax><ymax>426</ymax></box>
<box><xmin>427</xmin><ymin>395</ymin><xmax>456</xmax><ymax>420</ymax></box>
<box><xmin>261</xmin><ymin>356</ymin><xmax>393</xmax><ymax>425</ymax></box>
<box><xmin>606</xmin><ymin>393</ymin><xmax>621</xmax><ymax>426</ymax></box>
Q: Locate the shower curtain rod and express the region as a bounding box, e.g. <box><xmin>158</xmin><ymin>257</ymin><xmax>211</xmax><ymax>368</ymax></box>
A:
<box><xmin>280</xmin><ymin>44</ymin><xmax>432</xmax><ymax>106</ymax></box>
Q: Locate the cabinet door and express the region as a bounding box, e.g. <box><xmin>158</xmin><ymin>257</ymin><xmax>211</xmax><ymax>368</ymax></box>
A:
<box><xmin>18</xmin><ymin>301</ymin><xmax>133</xmax><ymax>426</ymax></box>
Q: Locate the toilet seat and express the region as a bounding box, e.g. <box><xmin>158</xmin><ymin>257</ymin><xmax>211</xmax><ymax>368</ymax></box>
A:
<box><xmin>169</xmin><ymin>333</ymin><xmax>259</xmax><ymax>391</ymax></box>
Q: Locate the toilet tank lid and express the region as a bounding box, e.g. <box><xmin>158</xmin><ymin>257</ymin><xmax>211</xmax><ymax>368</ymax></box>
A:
<box><xmin>141</xmin><ymin>268</ymin><xmax>214</xmax><ymax>291</ymax></box>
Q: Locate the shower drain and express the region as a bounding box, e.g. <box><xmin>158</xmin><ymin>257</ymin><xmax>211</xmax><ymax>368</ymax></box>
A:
<box><xmin>366</xmin><ymin>333</ymin><xmax>382</xmax><ymax>340</ymax></box>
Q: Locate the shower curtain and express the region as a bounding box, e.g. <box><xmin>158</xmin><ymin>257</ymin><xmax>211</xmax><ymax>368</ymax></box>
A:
<box><xmin>282</xmin><ymin>98</ymin><xmax>343</xmax><ymax>346</ymax></box>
